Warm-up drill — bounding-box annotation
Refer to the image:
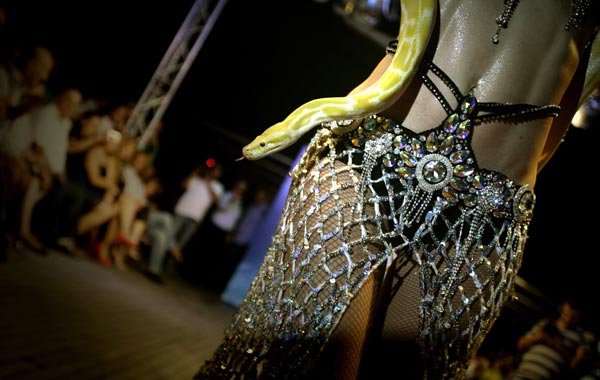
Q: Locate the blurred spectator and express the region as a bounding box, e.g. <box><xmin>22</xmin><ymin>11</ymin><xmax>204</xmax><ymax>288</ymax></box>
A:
<box><xmin>91</xmin><ymin>136</ymin><xmax>138</xmax><ymax>266</ymax></box>
<box><xmin>216</xmin><ymin>187</ymin><xmax>270</xmax><ymax>291</ymax></box>
<box><xmin>140</xmin><ymin>177</ymin><xmax>177</xmax><ymax>284</ymax></box>
<box><xmin>196</xmin><ymin>178</ymin><xmax>248</xmax><ymax>291</ymax></box>
<box><xmin>2</xmin><ymin>88</ymin><xmax>94</xmax><ymax>252</ymax></box>
<box><xmin>97</xmin><ymin>100</ymin><xmax>133</xmax><ymax>136</ymax></box>
<box><xmin>0</xmin><ymin>45</ymin><xmax>54</xmax><ymax>128</ymax></box>
<box><xmin>31</xmin><ymin>88</ymin><xmax>107</xmax><ymax>250</ymax></box>
<box><xmin>512</xmin><ymin>299</ymin><xmax>595</xmax><ymax>380</ymax></box>
<box><xmin>0</xmin><ymin>43</ymin><xmax>55</xmax><ymax>253</ymax></box>
<box><xmin>580</xmin><ymin>337</ymin><xmax>600</xmax><ymax>380</ymax></box>
<box><xmin>0</xmin><ymin>109</ymin><xmax>52</xmax><ymax>252</ymax></box>
<box><xmin>168</xmin><ymin>162</ymin><xmax>224</xmax><ymax>261</ymax></box>
<box><xmin>110</xmin><ymin>149</ymin><xmax>154</xmax><ymax>270</ymax></box>
<box><xmin>202</xmin><ymin>179</ymin><xmax>248</xmax><ymax>248</ymax></box>
<box><xmin>67</xmin><ymin>112</ymin><xmax>121</xmax><ymax>252</ymax></box>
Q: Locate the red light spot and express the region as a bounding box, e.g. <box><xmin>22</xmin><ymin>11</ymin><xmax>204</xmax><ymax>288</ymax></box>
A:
<box><xmin>206</xmin><ymin>158</ymin><xmax>216</xmax><ymax>168</ymax></box>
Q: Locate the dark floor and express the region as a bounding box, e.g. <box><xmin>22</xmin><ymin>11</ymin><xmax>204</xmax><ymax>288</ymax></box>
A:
<box><xmin>2</xmin><ymin>239</ymin><xmax>598</xmax><ymax>380</ymax></box>
<box><xmin>0</xmin><ymin>244</ymin><xmax>236</xmax><ymax>380</ymax></box>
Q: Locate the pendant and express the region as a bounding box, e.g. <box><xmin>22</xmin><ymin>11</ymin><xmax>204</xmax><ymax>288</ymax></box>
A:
<box><xmin>492</xmin><ymin>0</ymin><xmax>520</xmax><ymax>44</ymax></box>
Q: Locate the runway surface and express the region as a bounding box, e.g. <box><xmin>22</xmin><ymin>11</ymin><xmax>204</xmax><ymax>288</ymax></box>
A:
<box><xmin>0</xmin><ymin>245</ymin><xmax>235</xmax><ymax>380</ymax></box>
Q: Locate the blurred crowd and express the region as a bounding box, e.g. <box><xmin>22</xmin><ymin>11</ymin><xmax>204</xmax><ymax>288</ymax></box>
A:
<box><xmin>0</xmin><ymin>4</ymin><xmax>271</xmax><ymax>291</ymax></box>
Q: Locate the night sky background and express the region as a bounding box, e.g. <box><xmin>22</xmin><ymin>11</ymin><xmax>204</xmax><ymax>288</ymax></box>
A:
<box><xmin>4</xmin><ymin>0</ymin><xmax>599</xmax><ymax>340</ymax></box>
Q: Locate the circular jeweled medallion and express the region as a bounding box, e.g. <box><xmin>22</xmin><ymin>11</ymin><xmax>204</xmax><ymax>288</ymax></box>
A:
<box><xmin>415</xmin><ymin>153</ymin><xmax>453</xmax><ymax>192</ymax></box>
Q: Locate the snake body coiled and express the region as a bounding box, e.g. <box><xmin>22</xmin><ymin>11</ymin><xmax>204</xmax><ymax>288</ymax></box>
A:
<box><xmin>242</xmin><ymin>0</ymin><xmax>438</xmax><ymax>160</ymax></box>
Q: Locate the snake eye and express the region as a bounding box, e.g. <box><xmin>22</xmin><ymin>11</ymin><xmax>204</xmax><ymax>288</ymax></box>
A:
<box><xmin>260</xmin><ymin>142</ymin><xmax>266</xmax><ymax>147</ymax></box>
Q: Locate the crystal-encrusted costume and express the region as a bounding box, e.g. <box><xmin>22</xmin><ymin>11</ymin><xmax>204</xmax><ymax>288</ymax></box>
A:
<box><xmin>195</xmin><ymin>61</ymin><xmax>560</xmax><ymax>379</ymax></box>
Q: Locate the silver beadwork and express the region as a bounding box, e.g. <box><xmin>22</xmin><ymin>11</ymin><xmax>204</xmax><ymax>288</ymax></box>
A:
<box><xmin>326</xmin><ymin>118</ymin><xmax>363</xmax><ymax>135</ymax></box>
<box><xmin>492</xmin><ymin>0</ymin><xmax>520</xmax><ymax>44</ymax></box>
<box><xmin>356</xmin><ymin>131</ymin><xmax>394</xmax><ymax>216</ymax></box>
<box><xmin>197</xmin><ymin>65</ymin><xmax>550</xmax><ymax>380</ymax></box>
<box><xmin>565</xmin><ymin>0</ymin><xmax>593</xmax><ymax>31</ymax></box>
<box><xmin>493</xmin><ymin>0</ymin><xmax>595</xmax><ymax>44</ymax></box>
<box><xmin>416</xmin><ymin>153</ymin><xmax>454</xmax><ymax>192</ymax></box>
<box><xmin>513</xmin><ymin>185</ymin><xmax>535</xmax><ymax>221</ymax></box>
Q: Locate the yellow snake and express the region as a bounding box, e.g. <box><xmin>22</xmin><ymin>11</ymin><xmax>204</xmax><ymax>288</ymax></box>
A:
<box><xmin>242</xmin><ymin>1</ymin><xmax>600</xmax><ymax>161</ymax></box>
<box><xmin>242</xmin><ymin>0</ymin><xmax>437</xmax><ymax>160</ymax></box>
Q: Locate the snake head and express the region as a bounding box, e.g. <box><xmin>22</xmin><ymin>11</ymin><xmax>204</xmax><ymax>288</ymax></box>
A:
<box><xmin>242</xmin><ymin>122</ymin><xmax>298</xmax><ymax>160</ymax></box>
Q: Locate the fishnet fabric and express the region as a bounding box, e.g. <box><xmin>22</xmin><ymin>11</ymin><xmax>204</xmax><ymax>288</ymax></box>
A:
<box><xmin>196</xmin><ymin>139</ymin><xmax>393</xmax><ymax>379</ymax></box>
<box><xmin>196</xmin><ymin>91</ymin><xmax>538</xmax><ymax>380</ymax></box>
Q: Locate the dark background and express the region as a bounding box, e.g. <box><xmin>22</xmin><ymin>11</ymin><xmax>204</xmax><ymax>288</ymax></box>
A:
<box><xmin>4</xmin><ymin>0</ymin><xmax>599</xmax><ymax>335</ymax></box>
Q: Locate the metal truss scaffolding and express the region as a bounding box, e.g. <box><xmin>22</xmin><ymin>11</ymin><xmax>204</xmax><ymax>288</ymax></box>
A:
<box><xmin>125</xmin><ymin>0</ymin><xmax>228</xmax><ymax>148</ymax></box>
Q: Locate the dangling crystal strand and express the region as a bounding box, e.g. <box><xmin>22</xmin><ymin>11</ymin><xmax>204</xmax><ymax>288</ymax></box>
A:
<box><xmin>564</xmin><ymin>0</ymin><xmax>593</xmax><ymax>31</ymax></box>
<box><xmin>492</xmin><ymin>0</ymin><xmax>520</xmax><ymax>44</ymax></box>
<box><xmin>403</xmin><ymin>189</ymin><xmax>433</xmax><ymax>227</ymax></box>
<box><xmin>438</xmin><ymin>185</ymin><xmax>503</xmax><ymax>316</ymax></box>
<box><xmin>355</xmin><ymin>132</ymin><xmax>393</xmax><ymax>219</ymax></box>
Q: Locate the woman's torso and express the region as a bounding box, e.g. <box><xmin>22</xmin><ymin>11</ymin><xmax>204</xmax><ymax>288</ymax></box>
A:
<box><xmin>378</xmin><ymin>0</ymin><xmax>597</xmax><ymax>187</ymax></box>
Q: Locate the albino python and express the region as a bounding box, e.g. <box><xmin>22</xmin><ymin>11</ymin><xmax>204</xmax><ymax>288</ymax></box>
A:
<box><xmin>242</xmin><ymin>0</ymin><xmax>438</xmax><ymax>160</ymax></box>
<box><xmin>242</xmin><ymin>1</ymin><xmax>600</xmax><ymax>161</ymax></box>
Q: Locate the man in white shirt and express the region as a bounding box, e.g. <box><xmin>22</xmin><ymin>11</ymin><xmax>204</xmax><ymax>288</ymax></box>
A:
<box><xmin>29</xmin><ymin>88</ymin><xmax>104</xmax><ymax>250</ymax></box>
<box><xmin>168</xmin><ymin>162</ymin><xmax>225</xmax><ymax>261</ymax></box>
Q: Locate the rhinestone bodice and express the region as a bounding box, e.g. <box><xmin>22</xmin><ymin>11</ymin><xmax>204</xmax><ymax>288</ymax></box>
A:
<box><xmin>195</xmin><ymin>63</ymin><xmax>559</xmax><ymax>380</ymax></box>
